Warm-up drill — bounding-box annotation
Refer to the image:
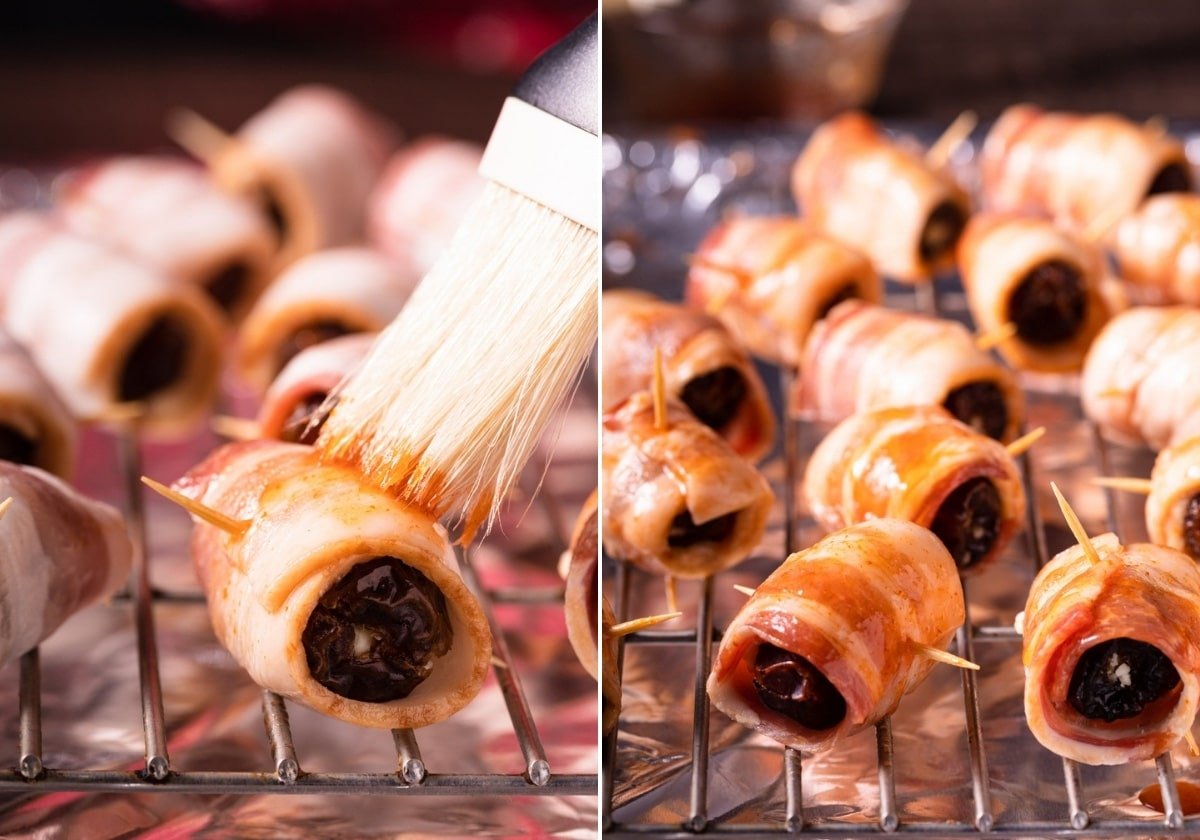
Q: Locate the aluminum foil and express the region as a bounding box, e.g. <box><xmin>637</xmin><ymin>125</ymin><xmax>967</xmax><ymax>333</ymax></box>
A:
<box><xmin>0</xmin><ymin>167</ymin><xmax>599</xmax><ymax>839</ymax></box>
<box><xmin>602</xmin><ymin>128</ymin><xmax>1200</xmax><ymax>837</ymax></box>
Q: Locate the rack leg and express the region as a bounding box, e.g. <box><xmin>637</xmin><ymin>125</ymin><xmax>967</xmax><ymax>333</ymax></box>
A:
<box><xmin>392</xmin><ymin>728</ymin><xmax>426</xmax><ymax>785</ymax></box>
<box><xmin>687</xmin><ymin>577</ymin><xmax>714</xmax><ymax>832</ymax></box>
<box><xmin>783</xmin><ymin>747</ymin><xmax>803</xmax><ymax>833</ymax></box>
<box><xmin>18</xmin><ymin>648</ymin><xmax>42</xmax><ymax>779</ymax></box>
<box><xmin>261</xmin><ymin>691</ymin><xmax>300</xmax><ymax>783</ymax></box>
<box><xmin>876</xmin><ymin>718</ymin><xmax>899</xmax><ymax>832</ymax></box>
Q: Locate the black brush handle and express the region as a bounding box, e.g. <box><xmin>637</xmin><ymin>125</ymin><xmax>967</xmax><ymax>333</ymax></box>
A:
<box><xmin>512</xmin><ymin>12</ymin><xmax>597</xmax><ymax>136</ymax></box>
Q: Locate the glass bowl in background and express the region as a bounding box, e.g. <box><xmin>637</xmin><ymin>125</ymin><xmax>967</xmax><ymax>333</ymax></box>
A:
<box><xmin>603</xmin><ymin>0</ymin><xmax>908</xmax><ymax>124</ymax></box>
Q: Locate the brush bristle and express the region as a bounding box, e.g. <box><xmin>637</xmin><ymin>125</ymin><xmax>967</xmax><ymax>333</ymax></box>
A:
<box><xmin>317</xmin><ymin>182</ymin><xmax>597</xmax><ymax>537</ymax></box>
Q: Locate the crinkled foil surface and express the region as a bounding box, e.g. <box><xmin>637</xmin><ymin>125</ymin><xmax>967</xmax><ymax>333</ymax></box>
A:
<box><xmin>602</xmin><ymin>127</ymin><xmax>1200</xmax><ymax>838</ymax></box>
<box><xmin>0</xmin><ymin>170</ymin><xmax>598</xmax><ymax>839</ymax></box>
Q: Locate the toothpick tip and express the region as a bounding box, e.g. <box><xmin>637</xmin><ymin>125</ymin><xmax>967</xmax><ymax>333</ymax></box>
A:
<box><xmin>1051</xmin><ymin>481</ymin><xmax>1102</xmax><ymax>565</ymax></box>
<box><xmin>0</xmin><ymin>497</ymin><xmax>13</xmax><ymax>518</ymax></box>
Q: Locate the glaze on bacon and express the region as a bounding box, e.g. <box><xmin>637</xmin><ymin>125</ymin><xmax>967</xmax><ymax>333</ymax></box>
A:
<box><xmin>803</xmin><ymin>406</ymin><xmax>1025</xmax><ymax>569</ymax></box>
<box><xmin>1113</xmin><ymin>194</ymin><xmax>1200</xmax><ymax>306</ymax></box>
<box><xmin>685</xmin><ymin>215</ymin><xmax>881</xmax><ymax>367</ymax></box>
<box><xmin>238</xmin><ymin>247</ymin><xmax>416</xmax><ymax>391</ymax></box>
<box><xmin>1022</xmin><ymin>535</ymin><xmax>1200</xmax><ymax>765</ymax></box>
<box><xmin>791</xmin><ymin>111</ymin><xmax>970</xmax><ymax>282</ymax></box>
<box><xmin>602</xmin><ymin>289</ymin><xmax>775</xmax><ymax>461</ymax></box>
<box><xmin>211</xmin><ymin>85</ymin><xmax>398</xmax><ymax>267</ymax></box>
<box><xmin>59</xmin><ymin>156</ymin><xmax>275</xmax><ymax>319</ymax></box>
<box><xmin>602</xmin><ymin>393</ymin><xmax>772</xmax><ymax>579</ymax></box>
<box><xmin>980</xmin><ymin>104</ymin><xmax>1191</xmax><ymax>236</ymax></box>
<box><xmin>0</xmin><ymin>462</ymin><xmax>131</xmax><ymax>664</ymax></box>
<box><xmin>0</xmin><ymin>212</ymin><xmax>223</xmax><ymax>436</ymax></box>
<box><xmin>707</xmin><ymin>519</ymin><xmax>964</xmax><ymax>752</ymax></box>
<box><xmin>257</xmin><ymin>332</ymin><xmax>374</xmax><ymax>445</ymax></box>
<box><xmin>957</xmin><ymin>214</ymin><xmax>1112</xmax><ymax>372</ymax></box>
<box><xmin>174</xmin><ymin>439</ymin><xmax>492</xmax><ymax>728</ymax></box>
<box><xmin>367</xmin><ymin>137</ymin><xmax>484</xmax><ymax>278</ymax></box>
<box><xmin>1081</xmin><ymin>306</ymin><xmax>1200</xmax><ymax>450</ymax></box>
<box><xmin>798</xmin><ymin>300</ymin><xmax>1024</xmax><ymax>442</ymax></box>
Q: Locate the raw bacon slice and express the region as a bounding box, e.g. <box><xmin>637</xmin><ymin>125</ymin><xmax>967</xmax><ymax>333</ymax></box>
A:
<box><xmin>257</xmin><ymin>333</ymin><xmax>374</xmax><ymax>445</ymax></box>
<box><xmin>0</xmin><ymin>329</ymin><xmax>76</xmax><ymax>478</ymax></box>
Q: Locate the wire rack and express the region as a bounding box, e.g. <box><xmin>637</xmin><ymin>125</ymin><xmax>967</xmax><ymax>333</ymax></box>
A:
<box><xmin>0</xmin><ymin>429</ymin><xmax>597</xmax><ymax>799</ymax></box>
<box><xmin>602</xmin><ymin>284</ymin><xmax>1200</xmax><ymax>838</ymax></box>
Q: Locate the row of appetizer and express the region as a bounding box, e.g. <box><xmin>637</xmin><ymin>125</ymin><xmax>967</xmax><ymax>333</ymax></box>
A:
<box><xmin>0</xmin><ymin>83</ymin><xmax>604</xmax><ymax>739</ymax></box>
<box><xmin>600</xmin><ymin>105</ymin><xmax>1200</xmax><ymax>769</ymax></box>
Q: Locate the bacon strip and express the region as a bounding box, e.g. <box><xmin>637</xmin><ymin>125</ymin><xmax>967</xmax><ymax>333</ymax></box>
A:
<box><xmin>957</xmin><ymin>213</ymin><xmax>1112</xmax><ymax>372</ymax></box>
<box><xmin>211</xmin><ymin>86</ymin><xmax>398</xmax><ymax>267</ymax></box>
<box><xmin>59</xmin><ymin>156</ymin><xmax>275</xmax><ymax>319</ymax></box>
<box><xmin>0</xmin><ymin>329</ymin><xmax>75</xmax><ymax>478</ymax></box>
<box><xmin>0</xmin><ymin>212</ymin><xmax>223</xmax><ymax>436</ymax></box>
<box><xmin>981</xmin><ymin>104</ymin><xmax>1190</xmax><ymax>236</ymax></box>
<box><xmin>685</xmin><ymin>215</ymin><xmax>881</xmax><ymax>367</ymax></box>
<box><xmin>367</xmin><ymin>137</ymin><xmax>484</xmax><ymax>278</ymax></box>
<box><xmin>174</xmin><ymin>439</ymin><xmax>492</xmax><ymax>729</ymax></box>
<box><xmin>802</xmin><ymin>406</ymin><xmax>1025</xmax><ymax>568</ymax></box>
<box><xmin>798</xmin><ymin>300</ymin><xmax>1024</xmax><ymax>441</ymax></box>
<box><xmin>1146</xmin><ymin>435</ymin><xmax>1200</xmax><ymax>557</ymax></box>
<box><xmin>602</xmin><ymin>393</ymin><xmax>772</xmax><ymax>579</ymax></box>
<box><xmin>0</xmin><ymin>462</ymin><xmax>131</xmax><ymax>664</ymax></box>
<box><xmin>1081</xmin><ymin>306</ymin><xmax>1200</xmax><ymax>449</ymax></box>
<box><xmin>1022</xmin><ymin>535</ymin><xmax>1200</xmax><ymax>765</ymax></box>
<box><xmin>1113</xmin><ymin>194</ymin><xmax>1200</xmax><ymax>306</ymax></box>
<box><xmin>602</xmin><ymin>289</ymin><xmax>775</xmax><ymax>461</ymax></box>
<box><xmin>791</xmin><ymin>111</ymin><xmax>970</xmax><ymax>282</ymax></box>
<box><xmin>707</xmin><ymin>519</ymin><xmax>964</xmax><ymax>752</ymax></box>
<box><xmin>237</xmin><ymin>247</ymin><xmax>415</xmax><ymax>391</ymax></box>
<box><xmin>257</xmin><ymin>333</ymin><xmax>374</xmax><ymax>443</ymax></box>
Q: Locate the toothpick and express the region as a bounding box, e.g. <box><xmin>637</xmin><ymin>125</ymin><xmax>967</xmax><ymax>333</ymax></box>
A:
<box><xmin>1085</xmin><ymin>203</ymin><xmax>1126</xmax><ymax>243</ymax></box>
<box><xmin>653</xmin><ymin>348</ymin><xmax>668</xmax><ymax>433</ymax></box>
<box><xmin>140</xmin><ymin>476</ymin><xmax>251</xmax><ymax>537</ymax></box>
<box><xmin>685</xmin><ymin>255</ymin><xmax>753</xmax><ymax>285</ymax></box>
<box><xmin>1145</xmin><ymin>115</ymin><xmax>1168</xmax><ymax>137</ymax></box>
<box><xmin>211</xmin><ymin>415</ymin><xmax>260</xmax><ymax>442</ymax></box>
<box><xmin>1187</xmin><ymin>729</ymin><xmax>1200</xmax><ymax>757</ymax></box>
<box><xmin>490</xmin><ymin>656</ymin><xmax>508</xmax><ymax>670</ymax></box>
<box><xmin>0</xmin><ymin>497</ymin><xmax>12</xmax><ymax>519</ymax></box>
<box><xmin>1050</xmin><ymin>481</ymin><xmax>1102</xmax><ymax>566</ymax></box>
<box><xmin>665</xmin><ymin>574</ymin><xmax>679</xmax><ymax>614</ymax></box>
<box><xmin>925</xmin><ymin>110</ymin><xmax>978</xmax><ymax>170</ymax></box>
<box><xmin>732</xmin><ymin>584</ymin><xmax>756</xmax><ymax>598</ymax></box>
<box><xmin>976</xmin><ymin>321</ymin><xmax>1018</xmax><ymax>352</ymax></box>
<box><xmin>165</xmin><ymin>108</ymin><xmax>231</xmax><ymax>164</ymax></box>
<box><xmin>912</xmin><ymin>642</ymin><xmax>980</xmax><ymax>671</ymax></box>
<box><xmin>1006</xmin><ymin>426</ymin><xmax>1046</xmax><ymax>459</ymax></box>
<box><xmin>1092</xmin><ymin>476</ymin><xmax>1154</xmax><ymax>495</ymax></box>
<box><xmin>607</xmin><ymin>611</ymin><xmax>683</xmax><ymax>638</ymax></box>
<box><xmin>1096</xmin><ymin>386</ymin><xmax>1128</xmax><ymax>400</ymax></box>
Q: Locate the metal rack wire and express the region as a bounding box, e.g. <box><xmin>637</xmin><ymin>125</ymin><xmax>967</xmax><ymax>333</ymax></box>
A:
<box><xmin>2</xmin><ymin>430</ymin><xmax>597</xmax><ymax>798</ymax></box>
<box><xmin>602</xmin><ymin>288</ymin><xmax>1200</xmax><ymax>837</ymax></box>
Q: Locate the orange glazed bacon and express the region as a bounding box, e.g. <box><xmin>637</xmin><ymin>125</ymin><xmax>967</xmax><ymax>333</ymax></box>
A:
<box><xmin>685</xmin><ymin>215</ymin><xmax>881</xmax><ymax>367</ymax></box>
<box><xmin>602</xmin><ymin>289</ymin><xmax>775</xmax><ymax>461</ymax></box>
<box><xmin>798</xmin><ymin>300</ymin><xmax>1023</xmax><ymax>442</ymax></box>
<box><xmin>1081</xmin><ymin>306</ymin><xmax>1200</xmax><ymax>449</ymax></box>
<box><xmin>803</xmin><ymin>406</ymin><xmax>1026</xmax><ymax>569</ymax></box>
<box><xmin>1022</xmin><ymin>535</ymin><xmax>1200</xmax><ymax>765</ymax></box>
<box><xmin>957</xmin><ymin>214</ymin><xmax>1112</xmax><ymax>372</ymax></box>
<box><xmin>707</xmin><ymin>519</ymin><xmax>965</xmax><ymax>752</ymax></box>
<box><xmin>602</xmin><ymin>393</ymin><xmax>772</xmax><ymax>579</ymax></box>
<box><xmin>792</xmin><ymin>111</ymin><xmax>970</xmax><ymax>282</ymax></box>
<box><xmin>174</xmin><ymin>440</ymin><xmax>492</xmax><ymax>729</ymax></box>
<box><xmin>980</xmin><ymin>104</ymin><xmax>1191</xmax><ymax>236</ymax></box>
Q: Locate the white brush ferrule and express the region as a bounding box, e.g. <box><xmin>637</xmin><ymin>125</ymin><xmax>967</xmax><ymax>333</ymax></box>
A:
<box><xmin>479</xmin><ymin>97</ymin><xmax>598</xmax><ymax>232</ymax></box>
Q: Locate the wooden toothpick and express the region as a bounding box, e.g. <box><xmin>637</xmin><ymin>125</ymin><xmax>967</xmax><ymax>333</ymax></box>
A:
<box><xmin>211</xmin><ymin>415</ymin><xmax>260</xmax><ymax>442</ymax></box>
<box><xmin>607</xmin><ymin>611</ymin><xmax>683</xmax><ymax>638</ymax></box>
<box><xmin>976</xmin><ymin>321</ymin><xmax>1018</xmax><ymax>352</ymax></box>
<box><xmin>912</xmin><ymin>642</ymin><xmax>980</xmax><ymax>671</ymax></box>
<box><xmin>1050</xmin><ymin>481</ymin><xmax>1102</xmax><ymax>566</ymax></box>
<box><xmin>1186</xmin><ymin>729</ymin><xmax>1200</xmax><ymax>757</ymax></box>
<box><xmin>665</xmin><ymin>575</ymin><xmax>679</xmax><ymax>614</ymax></box>
<box><xmin>925</xmin><ymin>110</ymin><xmax>978</xmax><ymax>170</ymax></box>
<box><xmin>732</xmin><ymin>584</ymin><xmax>756</xmax><ymax>598</ymax></box>
<box><xmin>140</xmin><ymin>476</ymin><xmax>251</xmax><ymax>537</ymax></box>
<box><xmin>0</xmin><ymin>497</ymin><xmax>12</xmax><ymax>519</ymax></box>
<box><xmin>685</xmin><ymin>254</ymin><xmax>754</xmax><ymax>285</ymax></box>
<box><xmin>1006</xmin><ymin>426</ymin><xmax>1046</xmax><ymax>459</ymax></box>
<box><xmin>165</xmin><ymin>108</ymin><xmax>232</xmax><ymax>164</ymax></box>
<box><xmin>1092</xmin><ymin>476</ymin><xmax>1154</xmax><ymax>495</ymax></box>
<box><xmin>87</xmin><ymin>402</ymin><xmax>145</xmax><ymax>427</ymax></box>
<box><xmin>652</xmin><ymin>348</ymin><xmax>668</xmax><ymax>433</ymax></box>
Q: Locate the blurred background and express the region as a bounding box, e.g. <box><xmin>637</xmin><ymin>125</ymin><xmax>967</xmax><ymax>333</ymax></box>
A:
<box><xmin>0</xmin><ymin>0</ymin><xmax>593</xmax><ymax>161</ymax></box>
<box><xmin>603</xmin><ymin>0</ymin><xmax>1200</xmax><ymax>127</ymax></box>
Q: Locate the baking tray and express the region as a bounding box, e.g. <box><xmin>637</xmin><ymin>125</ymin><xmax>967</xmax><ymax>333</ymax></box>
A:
<box><xmin>601</xmin><ymin>125</ymin><xmax>1200</xmax><ymax>838</ymax></box>
<box><xmin>0</xmin><ymin>167</ymin><xmax>599</xmax><ymax>838</ymax></box>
